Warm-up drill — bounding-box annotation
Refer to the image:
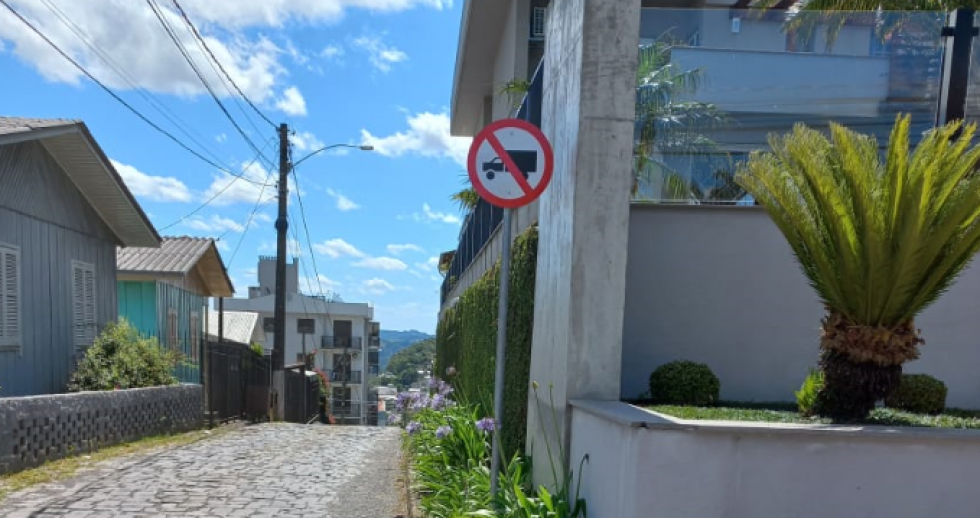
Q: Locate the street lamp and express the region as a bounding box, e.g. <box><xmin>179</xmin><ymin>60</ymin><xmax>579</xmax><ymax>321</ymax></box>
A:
<box><xmin>292</xmin><ymin>143</ymin><xmax>374</xmax><ymax>168</ymax></box>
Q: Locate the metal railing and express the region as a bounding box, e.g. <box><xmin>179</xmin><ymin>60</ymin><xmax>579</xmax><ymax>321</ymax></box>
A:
<box><xmin>367</xmin><ymin>336</ymin><xmax>381</xmax><ymax>348</ymax></box>
<box><xmin>440</xmin><ymin>61</ymin><xmax>543</xmax><ymax>306</ymax></box>
<box><xmin>321</xmin><ymin>336</ymin><xmax>363</xmax><ymax>350</ymax></box>
<box><xmin>284</xmin><ymin>367</ymin><xmax>319</xmax><ymax>424</ymax></box>
<box><xmin>330</xmin><ymin>370</ymin><xmax>363</xmax><ymax>384</ymax></box>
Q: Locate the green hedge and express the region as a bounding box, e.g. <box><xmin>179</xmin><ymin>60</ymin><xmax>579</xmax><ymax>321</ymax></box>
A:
<box><xmin>436</xmin><ymin>225</ymin><xmax>538</xmax><ymax>460</ymax></box>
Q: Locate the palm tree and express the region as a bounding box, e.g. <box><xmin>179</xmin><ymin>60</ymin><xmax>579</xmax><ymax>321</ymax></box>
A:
<box><xmin>634</xmin><ymin>34</ymin><xmax>735</xmax><ymax>201</ymax></box>
<box><xmin>735</xmin><ymin>114</ymin><xmax>980</xmax><ymax>420</ymax></box>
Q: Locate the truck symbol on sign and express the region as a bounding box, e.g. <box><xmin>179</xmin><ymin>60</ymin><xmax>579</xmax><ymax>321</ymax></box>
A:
<box><xmin>482</xmin><ymin>150</ymin><xmax>537</xmax><ymax>180</ymax></box>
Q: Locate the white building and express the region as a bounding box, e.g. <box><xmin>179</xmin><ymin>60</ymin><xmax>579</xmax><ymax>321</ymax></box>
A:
<box><xmin>224</xmin><ymin>256</ymin><xmax>382</xmax><ymax>425</ymax></box>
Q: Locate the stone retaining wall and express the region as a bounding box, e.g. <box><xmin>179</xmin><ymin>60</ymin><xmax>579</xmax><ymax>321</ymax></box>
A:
<box><xmin>0</xmin><ymin>384</ymin><xmax>203</xmax><ymax>474</ymax></box>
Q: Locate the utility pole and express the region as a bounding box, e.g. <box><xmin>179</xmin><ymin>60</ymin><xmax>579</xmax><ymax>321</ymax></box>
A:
<box><xmin>272</xmin><ymin>122</ymin><xmax>289</xmax><ymax>421</ymax></box>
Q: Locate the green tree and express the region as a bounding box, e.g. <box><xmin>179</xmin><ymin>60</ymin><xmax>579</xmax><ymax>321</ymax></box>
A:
<box><xmin>735</xmin><ymin>115</ymin><xmax>980</xmax><ymax>420</ymax></box>
<box><xmin>68</xmin><ymin>320</ymin><xmax>184</xmax><ymax>392</ymax></box>
<box><xmin>386</xmin><ymin>338</ymin><xmax>436</xmax><ymax>390</ymax></box>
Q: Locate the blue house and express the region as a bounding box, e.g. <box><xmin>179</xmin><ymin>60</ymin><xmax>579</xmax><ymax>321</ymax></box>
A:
<box><xmin>0</xmin><ymin>117</ymin><xmax>160</xmax><ymax>397</ymax></box>
<box><xmin>116</xmin><ymin>237</ymin><xmax>234</xmax><ymax>383</ymax></box>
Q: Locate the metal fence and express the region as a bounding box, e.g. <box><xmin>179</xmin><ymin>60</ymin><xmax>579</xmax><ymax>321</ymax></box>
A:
<box><xmin>440</xmin><ymin>61</ymin><xmax>544</xmax><ymax>306</ymax></box>
<box><xmin>206</xmin><ymin>341</ymin><xmax>269</xmax><ymax>423</ymax></box>
<box><xmin>284</xmin><ymin>367</ymin><xmax>319</xmax><ymax>424</ymax></box>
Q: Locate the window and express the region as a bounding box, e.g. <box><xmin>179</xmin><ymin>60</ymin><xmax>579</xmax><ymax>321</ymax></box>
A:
<box><xmin>0</xmin><ymin>244</ymin><xmax>21</xmax><ymax>352</ymax></box>
<box><xmin>297</xmin><ymin>318</ymin><xmax>315</xmax><ymax>334</ymax></box>
<box><xmin>72</xmin><ymin>260</ymin><xmax>96</xmax><ymax>349</ymax></box>
<box><xmin>167</xmin><ymin>307</ymin><xmax>178</xmax><ymax>350</ymax></box>
<box><xmin>530</xmin><ymin>6</ymin><xmax>546</xmax><ymax>39</ymax></box>
<box><xmin>263</xmin><ymin>317</ymin><xmax>275</xmax><ymax>333</ymax></box>
<box><xmin>189</xmin><ymin>311</ymin><xmax>200</xmax><ymax>362</ymax></box>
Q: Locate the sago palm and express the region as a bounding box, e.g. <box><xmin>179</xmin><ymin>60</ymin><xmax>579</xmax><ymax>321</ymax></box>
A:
<box><xmin>736</xmin><ymin>114</ymin><xmax>980</xmax><ymax>420</ymax></box>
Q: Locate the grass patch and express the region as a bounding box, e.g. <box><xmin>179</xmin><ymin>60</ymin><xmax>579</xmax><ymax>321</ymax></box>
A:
<box><xmin>0</xmin><ymin>426</ymin><xmax>226</xmax><ymax>503</ymax></box>
<box><xmin>648</xmin><ymin>404</ymin><xmax>980</xmax><ymax>430</ymax></box>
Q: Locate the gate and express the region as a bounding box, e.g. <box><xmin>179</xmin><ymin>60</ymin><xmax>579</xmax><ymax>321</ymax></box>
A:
<box><xmin>284</xmin><ymin>365</ymin><xmax>320</xmax><ymax>424</ymax></box>
<box><xmin>206</xmin><ymin>341</ymin><xmax>270</xmax><ymax>423</ymax></box>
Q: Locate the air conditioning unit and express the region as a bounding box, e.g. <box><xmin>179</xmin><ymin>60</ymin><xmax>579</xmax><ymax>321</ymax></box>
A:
<box><xmin>531</xmin><ymin>7</ymin><xmax>546</xmax><ymax>40</ymax></box>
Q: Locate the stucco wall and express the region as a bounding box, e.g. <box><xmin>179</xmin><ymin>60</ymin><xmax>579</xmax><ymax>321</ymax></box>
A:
<box><xmin>569</xmin><ymin>401</ymin><xmax>980</xmax><ymax>518</ymax></box>
<box><xmin>622</xmin><ymin>204</ymin><xmax>980</xmax><ymax>409</ymax></box>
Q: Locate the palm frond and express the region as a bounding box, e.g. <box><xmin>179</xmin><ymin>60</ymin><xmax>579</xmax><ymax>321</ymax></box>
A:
<box><xmin>736</xmin><ymin>114</ymin><xmax>980</xmax><ymax>326</ymax></box>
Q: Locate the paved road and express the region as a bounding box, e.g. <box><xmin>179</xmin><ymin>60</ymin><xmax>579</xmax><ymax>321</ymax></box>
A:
<box><xmin>1</xmin><ymin>424</ymin><xmax>406</xmax><ymax>518</ymax></box>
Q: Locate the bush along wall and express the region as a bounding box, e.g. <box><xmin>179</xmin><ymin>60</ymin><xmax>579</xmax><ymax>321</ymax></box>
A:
<box><xmin>436</xmin><ymin>225</ymin><xmax>538</xmax><ymax>460</ymax></box>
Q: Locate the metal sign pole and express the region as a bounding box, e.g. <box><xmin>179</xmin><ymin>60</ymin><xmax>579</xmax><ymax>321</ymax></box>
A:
<box><xmin>489</xmin><ymin>206</ymin><xmax>513</xmax><ymax>502</ymax></box>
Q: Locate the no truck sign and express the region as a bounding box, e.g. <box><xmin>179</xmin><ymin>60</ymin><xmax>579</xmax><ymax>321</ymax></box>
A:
<box><xmin>466</xmin><ymin>118</ymin><xmax>554</xmax><ymax>209</ymax></box>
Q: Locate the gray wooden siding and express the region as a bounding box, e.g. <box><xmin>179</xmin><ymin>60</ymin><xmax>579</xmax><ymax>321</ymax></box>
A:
<box><xmin>0</xmin><ymin>143</ymin><xmax>120</xmax><ymax>396</ymax></box>
<box><xmin>0</xmin><ymin>142</ymin><xmax>118</xmax><ymax>244</ymax></box>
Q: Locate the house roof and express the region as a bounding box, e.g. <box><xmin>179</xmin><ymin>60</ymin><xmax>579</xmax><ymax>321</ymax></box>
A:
<box><xmin>117</xmin><ymin>237</ymin><xmax>235</xmax><ymax>297</ymax></box>
<box><xmin>450</xmin><ymin>0</ymin><xmax>511</xmax><ymax>136</ymax></box>
<box><xmin>0</xmin><ymin>116</ymin><xmax>160</xmax><ymax>247</ymax></box>
<box><xmin>206</xmin><ymin>310</ymin><xmax>261</xmax><ymax>346</ymax></box>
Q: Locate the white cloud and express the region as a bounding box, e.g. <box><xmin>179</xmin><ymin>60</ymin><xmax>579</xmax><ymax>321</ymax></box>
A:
<box><xmin>321</xmin><ymin>44</ymin><xmax>344</xmax><ymax>59</ymax></box>
<box><xmin>352</xmin><ymin>256</ymin><xmax>408</xmax><ymax>271</ymax></box>
<box><xmin>326</xmin><ymin>188</ymin><xmax>360</xmax><ymax>211</ymax></box>
<box><xmin>361</xmin><ymin>111</ymin><xmax>470</xmax><ymax>166</ymax></box>
<box><xmin>215</xmin><ymin>133</ymin><xmax>227</xmax><ymax>143</ymax></box>
<box><xmin>202</xmin><ymin>159</ymin><xmax>294</xmax><ymax>206</ymax></box>
<box><xmin>216</xmin><ymin>240</ymin><xmax>231</xmax><ymax>252</ymax></box>
<box><xmin>111</xmin><ymin>159</ymin><xmax>192</xmax><ymax>202</ymax></box>
<box><xmin>275</xmin><ymin>86</ymin><xmax>307</xmax><ymax>116</ymax></box>
<box><xmin>0</xmin><ymin>1</ymin><xmax>449</xmax><ymax>109</ymax></box>
<box><xmin>184</xmin><ymin>215</ymin><xmax>245</xmax><ymax>233</ymax></box>
<box><xmin>363</xmin><ymin>277</ymin><xmax>396</xmax><ymax>295</ymax></box>
<box><xmin>387</xmin><ymin>243</ymin><xmax>423</xmax><ymax>255</ymax></box>
<box><xmin>299</xmin><ymin>274</ymin><xmax>342</xmax><ymax>295</ymax></box>
<box><xmin>291</xmin><ymin>131</ymin><xmax>325</xmax><ymax>152</ymax></box>
<box><xmin>351</xmin><ymin>35</ymin><xmax>407</xmax><ymax>72</ymax></box>
<box><xmin>253</xmin><ymin>213</ymin><xmax>273</xmax><ymax>223</ymax></box>
<box><xmin>421</xmin><ymin>203</ymin><xmax>460</xmax><ymax>224</ymax></box>
<box><xmin>416</xmin><ymin>256</ymin><xmax>439</xmax><ymax>271</ymax></box>
<box><xmin>313</xmin><ymin>238</ymin><xmax>366</xmax><ymax>258</ymax></box>
<box><xmin>258</xmin><ymin>238</ymin><xmax>303</xmax><ymax>256</ymax></box>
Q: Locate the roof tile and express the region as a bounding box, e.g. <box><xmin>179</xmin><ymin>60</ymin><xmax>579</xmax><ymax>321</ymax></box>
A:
<box><xmin>117</xmin><ymin>236</ymin><xmax>214</xmax><ymax>274</ymax></box>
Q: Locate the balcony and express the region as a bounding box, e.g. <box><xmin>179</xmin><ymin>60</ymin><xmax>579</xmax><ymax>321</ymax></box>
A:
<box><xmin>329</xmin><ymin>370</ymin><xmax>363</xmax><ymax>384</ymax></box>
<box><xmin>321</xmin><ymin>336</ymin><xmax>362</xmax><ymax>350</ymax></box>
<box><xmin>367</xmin><ymin>336</ymin><xmax>381</xmax><ymax>349</ymax></box>
<box><xmin>330</xmin><ymin>401</ymin><xmax>362</xmax><ymax>419</ymax></box>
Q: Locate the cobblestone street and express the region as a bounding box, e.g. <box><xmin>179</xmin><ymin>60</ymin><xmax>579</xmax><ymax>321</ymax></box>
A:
<box><xmin>1</xmin><ymin>424</ymin><xmax>405</xmax><ymax>518</ymax></box>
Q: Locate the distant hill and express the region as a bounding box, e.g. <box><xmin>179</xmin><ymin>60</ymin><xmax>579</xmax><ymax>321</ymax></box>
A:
<box><xmin>379</xmin><ymin>329</ymin><xmax>434</xmax><ymax>371</ymax></box>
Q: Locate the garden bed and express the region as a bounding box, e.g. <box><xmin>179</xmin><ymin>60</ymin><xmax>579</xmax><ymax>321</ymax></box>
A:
<box><xmin>646</xmin><ymin>403</ymin><xmax>980</xmax><ymax>429</ymax></box>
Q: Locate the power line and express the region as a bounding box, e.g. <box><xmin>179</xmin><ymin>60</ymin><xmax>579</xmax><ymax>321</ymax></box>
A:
<box><xmin>226</xmin><ymin>195</ymin><xmax>275</xmax><ymax>269</ymax></box>
<box><xmin>159</xmin><ymin>137</ymin><xmax>275</xmax><ymax>231</ymax></box>
<box><xmin>0</xmin><ymin>0</ymin><xmax>268</xmax><ymax>185</ymax></box>
<box><xmin>289</xmin><ymin>150</ymin><xmax>334</xmax><ymax>304</ymax></box>
<box><xmin>37</xmin><ymin>0</ymin><xmax>230</xmax><ymax>171</ymax></box>
<box><xmin>169</xmin><ymin>0</ymin><xmax>277</xmax><ymax>129</ymax></box>
<box><xmin>145</xmin><ymin>0</ymin><xmax>274</xmax><ymax>170</ymax></box>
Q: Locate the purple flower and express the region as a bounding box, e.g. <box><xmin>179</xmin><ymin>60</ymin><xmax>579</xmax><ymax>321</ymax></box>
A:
<box><xmin>405</xmin><ymin>421</ymin><xmax>422</xmax><ymax>435</ymax></box>
<box><xmin>430</xmin><ymin>394</ymin><xmax>446</xmax><ymax>411</ymax></box>
<box><xmin>395</xmin><ymin>392</ymin><xmax>411</xmax><ymax>412</ymax></box>
<box><xmin>437</xmin><ymin>380</ymin><xmax>454</xmax><ymax>396</ymax></box>
<box><xmin>428</xmin><ymin>377</ymin><xmax>440</xmax><ymax>389</ymax></box>
<box><xmin>411</xmin><ymin>393</ymin><xmax>429</xmax><ymax>411</ymax></box>
<box><xmin>476</xmin><ymin>417</ymin><xmax>496</xmax><ymax>433</ymax></box>
<box><xmin>436</xmin><ymin>425</ymin><xmax>453</xmax><ymax>439</ymax></box>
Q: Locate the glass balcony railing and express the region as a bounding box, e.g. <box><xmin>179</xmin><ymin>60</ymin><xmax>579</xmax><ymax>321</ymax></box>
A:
<box><xmin>329</xmin><ymin>370</ymin><xmax>362</xmax><ymax>384</ymax></box>
<box><xmin>634</xmin><ymin>8</ymin><xmax>945</xmax><ymax>204</ymax></box>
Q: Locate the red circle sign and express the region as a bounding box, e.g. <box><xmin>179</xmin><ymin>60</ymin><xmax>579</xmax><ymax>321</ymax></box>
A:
<box><xmin>466</xmin><ymin>118</ymin><xmax>554</xmax><ymax>209</ymax></box>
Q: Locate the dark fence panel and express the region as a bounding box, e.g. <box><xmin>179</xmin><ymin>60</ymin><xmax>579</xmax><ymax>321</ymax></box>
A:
<box><xmin>284</xmin><ymin>368</ymin><xmax>319</xmax><ymax>424</ymax></box>
<box><xmin>206</xmin><ymin>341</ymin><xmax>269</xmax><ymax>423</ymax></box>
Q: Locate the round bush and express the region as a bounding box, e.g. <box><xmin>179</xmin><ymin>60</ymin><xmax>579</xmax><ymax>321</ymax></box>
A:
<box><xmin>884</xmin><ymin>374</ymin><xmax>947</xmax><ymax>415</ymax></box>
<box><xmin>648</xmin><ymin>360</ymin><xmax>720</xmax><ymax>406</ymax></box>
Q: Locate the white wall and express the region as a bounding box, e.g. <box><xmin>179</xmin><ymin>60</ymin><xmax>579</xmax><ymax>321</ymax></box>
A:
<box><xmin>622</xmin><ymin>205</ymin><xmax>980</xmax><ymax>409</ymax></box>
<box><xmin>570</xmin><ymin>401</ymin><xmax>980</xmax><ymax>518</ymax></box>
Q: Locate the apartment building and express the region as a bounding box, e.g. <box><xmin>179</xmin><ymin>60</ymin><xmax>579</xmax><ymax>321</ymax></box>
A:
<box><xmin>224</xmin><ymin>256</ymin><xmax>382</xmax><ymax>425</ymax></box>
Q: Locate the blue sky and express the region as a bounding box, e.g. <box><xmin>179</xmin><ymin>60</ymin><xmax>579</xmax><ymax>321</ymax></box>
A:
<box><xmin>0</xmin><ymin>0</ymin><xmax>471</xmax><ymax>334</ymax></box>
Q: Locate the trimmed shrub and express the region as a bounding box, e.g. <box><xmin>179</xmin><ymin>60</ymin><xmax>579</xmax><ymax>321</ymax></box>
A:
<box><xmin>884</xmin><ymin>374</ymin><xmax>948</xmax><ymax>415</ymax></box>
<box><xmin>648</xmin><ymin>360</ymin><xmax>720</xmax><ymax>406</ymax></box>
<box><xmin>435</xmin><ymin>225</ymin><xmax>538</xmax><ymax>460</ymax></box>
<box><xmin>68</xmin><ymin>320</ymin><xmax>184</xmax><ymax>392</ymax></box>
<box><xmin>795</xmin><ymin>368</ymin><xmax>824</xmax><ymax>416</ymax></box>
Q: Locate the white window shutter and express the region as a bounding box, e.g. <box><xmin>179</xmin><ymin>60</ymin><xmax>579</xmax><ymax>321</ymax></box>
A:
<box><xmin>0</xmin><ymin>245</ymin><xmax>21</xmax><ymax>348</ymax></box>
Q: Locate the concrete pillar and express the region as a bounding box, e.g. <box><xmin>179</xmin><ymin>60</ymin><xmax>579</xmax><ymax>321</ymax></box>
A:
<box><xmin>525</xmin><ymin>0</ymin><xmax>641</xmax><ymax>488</ymax></box>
